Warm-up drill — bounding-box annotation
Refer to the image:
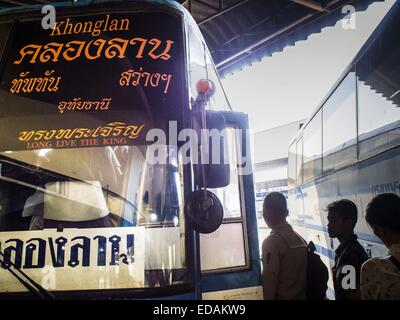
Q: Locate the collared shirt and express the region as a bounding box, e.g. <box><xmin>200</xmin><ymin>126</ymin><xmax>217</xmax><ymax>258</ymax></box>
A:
<box><xmin>332</xmin><ymin>234</ymin><xmax>369</xmax><ymax>300</ymax></box>
<box><xmin>361</xmin><ymin>243</ymin><xmax>400</xmax><ymax>300</ymax></box>
<box><xmin>261</xmin><ymin>221</ymin><xmax>307</xmax><ymax>300</ymax></box>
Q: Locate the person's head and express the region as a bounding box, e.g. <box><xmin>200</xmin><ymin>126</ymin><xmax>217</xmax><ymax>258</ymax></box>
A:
<box><xmin>366</xmin><ymin>193</ymin><xmax>400</xmax><ymax>247</ymax></box>
<box><xmin>263</xmin><ymin>192</ymin><xmax>288</xmax><ymax>228</ymax></box>
<box><xmin>326</xmin><ymin>199</ymin><xmax>358</xmax><ymax>239</ymax></box>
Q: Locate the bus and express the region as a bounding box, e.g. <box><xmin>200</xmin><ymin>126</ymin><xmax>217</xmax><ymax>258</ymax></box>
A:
<box><xmin>287</xmin><ymin>1</ymin><xmax>400</xmax><ymax>300</ymax></box>
<box><xmin>0</xmin><ymin>0</ymin><xmax>262</xmax><ymax>299</ymax></box>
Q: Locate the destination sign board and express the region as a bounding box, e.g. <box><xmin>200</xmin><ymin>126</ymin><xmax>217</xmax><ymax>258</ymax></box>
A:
<box><xmin>0</xmin><ymin>11</ymin><xmax>185</xmax><ymax>152</ymax></box>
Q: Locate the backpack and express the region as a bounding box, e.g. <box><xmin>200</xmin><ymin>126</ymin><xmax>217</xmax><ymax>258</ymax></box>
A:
<box><xmin>389</xmin><ymin>256</ymin><xmax>400</xmax><ymax>271</ymax></box>
<box><xmin>305</xmin><ymin>241</ymin><xmax>329</xmax><ymax>300</ymax></box>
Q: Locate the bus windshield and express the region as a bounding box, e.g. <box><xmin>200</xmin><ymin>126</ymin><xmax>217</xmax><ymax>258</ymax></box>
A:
<box><xmin>0</xmin><ymin>9</ymin><xmax>187</xmax><ymax>294</ymax></box>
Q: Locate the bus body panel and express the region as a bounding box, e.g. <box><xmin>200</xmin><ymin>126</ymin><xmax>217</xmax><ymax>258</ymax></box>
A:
<box><xmin>290</xmin><ymin>146</ymin><xmax>399</xmax><ymax>298</ymax></box>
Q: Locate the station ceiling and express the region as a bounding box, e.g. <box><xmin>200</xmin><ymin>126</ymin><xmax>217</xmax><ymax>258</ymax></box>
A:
<box><xmin>178</xmin><ymin>0</ymin><xmax>384</xmax><ymax>76</ymax></box>
<box><xmin>0</xmin><ymin>0</ymin><xmax>384</xmax><ymax>76</ymax></box>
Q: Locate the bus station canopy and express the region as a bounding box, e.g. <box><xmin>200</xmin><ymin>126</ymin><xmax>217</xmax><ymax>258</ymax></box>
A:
<box><xmin>178</xmin><ymin>0</ymin><xmax>384</xmax><ymax>77</ymax></box>
<box><xmin>0</xmin><ymin>0</ymin><xmax>385</xmax><ymax>76</ymax></box>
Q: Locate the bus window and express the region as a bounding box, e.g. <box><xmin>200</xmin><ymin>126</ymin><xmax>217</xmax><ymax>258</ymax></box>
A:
<box><xmin>188</xmin><ymin>24</ymin><xmax>207</xmax><ymax>105</ymax></box>
<box><xmin>187</xmin><ymin>23</ymin><xmax>231</xmax><ymax>111</ymax></box>
<box><xmin>201</xmin><ymin>127</ymin><xmax>248</xmax><ymax>272</ymax></box>
<box><xmin>322</xmin><ymin>72</ymin><xmax>357</xmax><ymax>174</ymax></box>
<box><xmin>205</xmin><ymin>50</ymin><xmax>231</xmax><ymax>111</ymax></box>
<box><xmin>210</xmin><ymin>127</ymin><xmax>241</xmax><ymax>219</ymax></box>
<box><xmin>357</xmin><ymin>80</ymin><xmax>400</xmax><ymax>159</ymax></box>
<box><xmin>303</xmin><ymin>110</ymin><xmax>322</xmax><ymax>183</ymax></box>
<box><xmin>288</xmin><ymin>142</ymin><xmax>296</xmax><ymax>188</ymax></box>
<box><xmin>296</xmin><ymin>138</ymin><xmax>303</xmax><ymax>185</ymax></box>
<box><xmin>356</xmin><ymin>15</ymin><xmax>400</xmax><ymax>159</ymax></box>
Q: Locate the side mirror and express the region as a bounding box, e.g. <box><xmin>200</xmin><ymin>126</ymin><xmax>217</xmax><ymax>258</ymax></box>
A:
<box><xmin>192</xmin><ymin>111</ymin><xmax>230</xmax><ymax>188</ymax></box>
<box><xmin>185</xmin><ymin>189</ymin><xmax>223</xmax><ymax>234</ymax></box>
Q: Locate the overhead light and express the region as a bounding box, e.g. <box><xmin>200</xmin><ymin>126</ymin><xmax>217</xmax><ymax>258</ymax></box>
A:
<box><xmin>390</xmin><ymin>89</ymin><xmax>400</xmax><ymax>99</ymax></box>
<box><xmin>291</xmin><ymin>0</ymin><xmax>328</xmax><ymax>12</ymax></box>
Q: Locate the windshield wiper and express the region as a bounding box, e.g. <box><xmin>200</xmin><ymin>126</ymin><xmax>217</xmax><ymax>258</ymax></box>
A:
<box><xmin>0</xmin><ymin>250</ymin><xmax>55</xmax><ymax>300</ymax></box>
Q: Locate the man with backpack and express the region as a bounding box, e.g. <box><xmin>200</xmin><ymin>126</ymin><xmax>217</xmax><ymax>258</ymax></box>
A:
<box><xmin>327</xmin><ymin>199</ymin><xmax>369</xmax><ymax>300</ymax></box>
<box><xmin>262</xmin><ymin>192</ymin><xmax>328</xmax><ymax>300</ymax></box>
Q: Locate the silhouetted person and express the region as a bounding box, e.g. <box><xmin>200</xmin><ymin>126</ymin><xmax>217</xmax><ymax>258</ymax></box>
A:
<box><xmin>262</xmin><ymin>192</ymin><xmax>307</xmax><ymax>300</ymax></box>
<box><xmin>327</xmin><ymin>199</ymin><xmax>368</xmax><ymax>300</ymax></box>
<box><xmin>361</xmin><ymin>193</ymin><xmax>400</xmax><ymax>300</ymax></box>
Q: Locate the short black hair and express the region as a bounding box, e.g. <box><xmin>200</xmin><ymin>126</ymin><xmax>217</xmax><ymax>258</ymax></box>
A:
<box><xmin>263</xmin><ymin>192</ymin><xmax>288</xmax><ymax>218</ymax></box>
<box><xmin>326</xmin><ymin>199</ymin><xmax>358</xmax><ymax>229</ymax></box>
<box><xmin>366</xmin><ymin>193</ymin><xmax>400</xmax><ymax>233</ymax></box>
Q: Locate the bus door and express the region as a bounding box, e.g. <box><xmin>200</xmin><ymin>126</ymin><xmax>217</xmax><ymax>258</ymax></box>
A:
<box><xmin>198</xmin><ymin>111</ymin><xmax>263</xmax><ymax>300</ymax></box>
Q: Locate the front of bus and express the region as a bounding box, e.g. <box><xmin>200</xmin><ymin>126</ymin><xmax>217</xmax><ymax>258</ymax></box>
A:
<box><xmin>0</xmin><ymin>0</ymin><xmax>195</xmax><ymax>299</ymax></box>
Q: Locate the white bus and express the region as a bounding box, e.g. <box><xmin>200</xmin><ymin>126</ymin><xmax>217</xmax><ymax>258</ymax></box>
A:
<box><xmin>287</xmin><ymin>1</ymin><xmax>400</xmax><ymax>299</ymax></box>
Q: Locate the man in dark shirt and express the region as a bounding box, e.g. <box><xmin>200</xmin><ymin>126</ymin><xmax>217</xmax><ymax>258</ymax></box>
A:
<box><xmin>327</xmin><ymin>199</ymin><xmax>369</xmax><ymax>300</ymax></box>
